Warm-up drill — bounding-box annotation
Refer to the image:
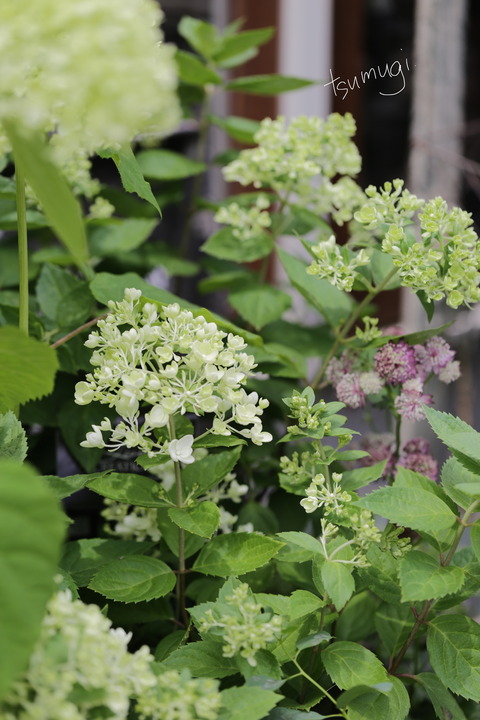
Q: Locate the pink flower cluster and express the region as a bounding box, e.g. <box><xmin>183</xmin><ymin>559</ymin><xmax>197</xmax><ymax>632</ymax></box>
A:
<box><xmin>326</xmin><ymin>335</ymin><xmax>460</xmax><ymax>421</ymax></box>
<box><xmin>358</xmin><ymin>433</ymin><xmax>438</xmax><ymax>482</ymax></box>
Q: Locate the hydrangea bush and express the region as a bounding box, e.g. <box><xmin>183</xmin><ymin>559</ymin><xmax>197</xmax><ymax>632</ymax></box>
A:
<box><xmin>1</xmin><ymin>7</ymin><xmax>480</xmax><ymax>720</ymax></box>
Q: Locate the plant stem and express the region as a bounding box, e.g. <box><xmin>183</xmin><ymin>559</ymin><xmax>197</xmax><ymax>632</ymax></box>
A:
<box><xmin>292</xmin><ymin>657</ymin><xmax>349</xmax><ymax>720</ymax></box>
<box><xmin>15</xmin><ymin>160</ymin><xmax>29</xmax><ymax>336</ymax></box>
<box><xmin>50</xmin><ymin>314</ymin><xmax>107</xmax><ymax>348</ymax></box>
<box><xmin>389</xmin><ymin>499</ymin><xmax>479</xmax><ymax>673</ymax></box>
<box><xmin>312</xmin><ymin>267</ymin><xmax>398</xmax><ymax>388</ymax></box>
<box><xmin>168</xmin><ymin>416</ymin><xmax>188</xmax><ymax>627</ymax></box>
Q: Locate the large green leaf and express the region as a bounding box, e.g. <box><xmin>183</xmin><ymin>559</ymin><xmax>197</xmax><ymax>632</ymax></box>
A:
<box><xmin>182</xmin><ymin>446</ymin><xmax>242</xmax><ymax>498</ymax></box>
<box><xmin>342</xmin><ymin>676</ymin><xmax>410</xmax><ymax>720</ymax></box>
<box><xmin>193</xmin><ymin>533</ymin><xmax>283</xmax><ymax>576</ymax></box>
<box><xmin>226</xmin><ymin>74</ymin><xmax>315</xmax><ymax>95</ymax></box>
<box><xmin>0</xmin><ymin>461</ymin><xmax>65</xmax><ymax>702</ymax></box>
<box><xmin>88</xmin><ymin>555</ymin><xmax>176</xmax><ymax>602</ymax></box>
<box><xmin>60</xmin><ymin>538</ymin><xmax>154</xmax><ymax>586</ymax></box>
<box><xmin>168</xmin><ymin>501</ymin><xmax>220</xmax><ymax>538</ymax></box>
<box><xmin>416</xmin><ymin>672</ymin><xmax>467</xmax><ymax>720</ymax></box>
<box><xmin>98</xmin><ymin>145</ymin><xmax>161</xmax><ymax>214</ymax></box>
<box><xmin>399</xmin><ymin>550</ymin><xmax>465</xmax><ymax>602</ymax></box>
<box><xmin>212</xmin><ymin>27</ymin><xmax>274</xmax><ymax>68</ymax></box>
<box><xmin>0</xmin><ymin>326</ymin><xmax>58</xmax><ymax>412</ymax></box>
<box><xmin>277</xmin><ymin>247</ymin><xmax>352</xmax><ymax>326</ymax></box>
<box><xmin>218</xmin><ymin>686</ymin><xmax>280</xmax><ymax>720</ymax></box>
<box><xmin>209</xmin><ymin>115</ymin><xmax>261</xmax><ymax>144</ymax></box>
<box><xmin>427</xmin><ymin>614</ymin><xmax>480</xmax><ymax>701</ymax></box>
<box><xmin>322</xmin><ymin>641</ymin><xmax>388</xmax><ymax>689</ymax></box>
<box><xmin>0</xmin><ymin>411</ymin><xmax>27</xmax><ymax>462</ymax></box>
<box><xmin>176</xmin><ymin>50</ymin><xmax>221</xmax><ymax>86</ymax></box>
<box><xmin>229</xmin><ymin>285</ymin><xmax>291</xmax><ymax>330</ymax></box>
<box><xmin>321</xmin><ymin>560</ymin><xmax>355</xmax><ymax>610</ymax></box>
<box><xmin>88</xmin><ymin>218</ymin><xmax>157</xmax><ymax>257</ymax></box>
<box><xmin>87</xmin><ymin>472</ymin><xmax>170</xmax><ymax>507</ymax></box>
<box><xmin>161</xmin><ymin>639</ymin><xmax>237</xmax><ymax>678</ymax></box>
<box><xmin>136</xmin><ymin>149</ymin><xmax>206</xmax><ymax>180</ymax></box>
<box><xmin>5</xmin><ymin>124</ymin><xmax>88</xmax><ymax>268</ymax></box>
<box><xmin>178</xmin><ymin>16</ymin><xmax>218</xmax><ymax>60</ymax></box>
<box><xmin>425</xmin><ymin>407</ymin><xmax>480</xmax><ymax>473</ymax></box>
<box><xmin>374</xmin><ymin>604</ymin><xmax>414</xmax><ymax>656</ymax></box>
<box><xmin>441</xmin><ymin>456</ymin><xmax>480</xmax><ymax>510</ymax></box>
<box><xmin>358</xmin><ymin>486</ymin><xmax>457</xmax><ymax>534</ymax></box>
<box><xmin>36</xmin><ymin>263</ymin><xmax>94</xmax><ymax>328</ymax></box>
<box><xmin>202</xmin><ymin>227</ymin><xmax>273</xmax><ymax>262</ymax></box>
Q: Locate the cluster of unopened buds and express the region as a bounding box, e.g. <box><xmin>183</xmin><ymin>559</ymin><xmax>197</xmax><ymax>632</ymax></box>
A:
<box><xmin>327</xmin><ymin>334</ymin><xmax>460</xmax><ymax>420</ymax></box>
<box><xmin>75</xmin><ymin>289</ymin><xmax>272</xmax><ymax>464</ymax></box>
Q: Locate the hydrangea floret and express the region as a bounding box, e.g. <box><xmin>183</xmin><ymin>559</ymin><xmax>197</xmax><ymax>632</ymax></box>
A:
<box><xmin>214</xmin><ymin>195</ymin><xmax>272</xmax><ymax>242</ymax></box>
<box><xmin>135</xmin><ymin>670</ymin><xmax>221</xmax><ymax>720</ymax></box>
<box><xmin>306</xmin><ymin>235</ymin><xmax>370</xmax><ymax>292</ymax></box>
<box><xmin>75</xmin><ymin>289</ymin><xmax>272</xmax><ymax>462</ymax></box>
<box><xmin>197</xmin><ymin>582</ymin><xmax>283</xmax><ymax>667</ymax></box>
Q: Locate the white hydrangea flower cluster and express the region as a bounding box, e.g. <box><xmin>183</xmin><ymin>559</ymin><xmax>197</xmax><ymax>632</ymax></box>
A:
<box><xmin>102</xmin><ymin>498</ymin><xmax>162</xmax><ymax>543</ymax></box>
<box><xmin>75</xmin><ymin>289</ymin><xmax>272</xmax><ymax>462</ymax></box>
<box><xmin>214</xmin><ymin>195</ymin><xmax>272</xmax><ymax>241</ymax></box>
<box><xmin>0</xmin><ymin>0</ymin><xmax>179</xmax><ymax>160</ymax></box>
<box><xmin>382</xmin><ymin>199</ymin><xmax>480</xmax><ymax>308</ymax></box>
<box><xmin>223</xmin><ymin>114</ymin><xmax>361</xmax><ymax>205</ymax></box>
<box><xmin>135</xmin><ymin>670</ymin><xmax>221</xmax><ymax>720</ymax></box>
<box><xmin>300</xmin><ymin>472</ymin><xmax>352</xmax><ymax>515</ymax></box>
<box><xmin>199</xmin><ymin>583</ymin><xmax>283</xmax><ymax>667</ymax></box>
<box><xmin>306</xmin><ymin>234</ymin><xmax>370</xmax><ymax>291</ymax></box>
<box><xmin>1</xmin><ymin>590</ymin><xmax>155</xmax><ymax>720</ymax></box>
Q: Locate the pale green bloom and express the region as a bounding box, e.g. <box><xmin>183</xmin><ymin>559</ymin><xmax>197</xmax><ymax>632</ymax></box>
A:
<box><xmin>198</xmin><ymin>582</ymin><xmax>283</xmax><ymax>667</ymax></box>
<box><xmin>136</xmin><ymin>670</ymin><xmax>221</xmax><ymax>720</ymax></box>
<box><xmin>306</xmin><ymin>234</ymin><xmax>370</xmax><ymax>291</ymax></box>
<box><xmin>353</xmin><ymin>179</ymin><xmax>424</xmax><ymax>230</ymax></box>
<box><xmin>2</xmin><ymin>590</ymin><xmax>155</xmax><ymax>720</ymax></box>
<box><xmin>0</xmin><ymin>0</ymin><xmax>179</xmax><ymax>160</ymax></box>
<box><xmin>214</xmin><ymin>195</ymin><xmax>272</xmax><ymax>241</ymax></box>
<box><xmin>75</xmin><ymin>290</ymin><xmax>272</xmax><ymax>461</ymax></box>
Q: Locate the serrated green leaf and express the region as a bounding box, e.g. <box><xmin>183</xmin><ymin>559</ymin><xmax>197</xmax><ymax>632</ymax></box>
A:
<box><xmin>267</xmin><ymin>710</ymin><xmax>327</xmax><ymax>720</ymax></box>
<box><xmin>226</xmin><ymin>74</ymin><xmax>315</xmax><ymax>94</ymax></box>
<box><xmin>341</xmin><ymin>460</ymin><xmax>388</xmax><ymax>492</ymax></box>
<box><xmin>358</xmin><ymin>486</ymin><xmax>457</xmax><ymax>533</ymax></box>
<box><xmin>357</xmin><ymin>545</ymin><xmax>402</xmax><ymax>604</ymax></box>
<box><xmin>41</xmin><ymin>472</ymin><xmax>93</xmax><ymax>500</ymax></box>
<box><xmin>168</xmin><ymin>501</ymin><xmax>220</xmax><ymax>538</ymax></box>
<box><xmin>89</xmin><ymin>218</ymin><xmax>157</xmax><ymax>257</ymax></box>
<box><xmin>162</xmin><ymin>639</ymin><xmax>237</xmax><ymax>678</ymax></box>
<box><xmin>137</xmin><ymin>149</ymin><xmax>206</xmax><ymax>181</ymax></box>
<box><xmin>176</xmin><ymin>50</ymin><xmax>221</xmax><ymax>85</ymax></box>
<box><xmin>36</xmin><ymin>263</ymin><xmax>94</xmax><ymax>329</ymax></box>
<box><xmin>343</xmin><ymin>676</ymin><xmax>410</xmax><ymax>720</ymax></box>
<box><xmin>209</xmin><ymin>115</ymin><xmax>261</xmax><ymax>144</ymax></box>
<box><xmin>156</xmin><ymin>508</ymin><xmax>206</xmax><ymax>560</ymax></box>
<box><xmin>0</xmin><ymin>461</ymin><xmax>65</xmax><ymax>702</ymax></box>
<box><xmin>321</xmin><ymin>560</ymin><xmax>355</xmax><ymax>610</ymax></box>
<box><xmin>296</xmin><ymin>631</ymin><xmax>332</xmax><ymax>651</ymax></box>
<box><xmin>289</xmin><ymin>590</ymin><xmax>324</xmax><ymax>620</ymax></box>
<box><xmin>427</xmin><ymin>614</ymin><xmax>480</xmax><ymax>701</ymax></box>
<box><xmin>218</xmin><ymin>686</ymin><xmax>280</xmax><ymax>720</ymax></box>
<box><xmin>336</xmin><ymin>591</ymin><xmax>378</xmax><ymax>643</ymax></box>
<box><xmin>182</xmin><ymin>446</ymin><xmax>242</xmax><ymax>498</ymax></box>
<box><xmin>399</xmin><ymin>550</ymin><xmax>465</xmax><ymax>602</ymax></box>
<box><xmin>337</xmin><ymin>683</ymin><xmax>392</xmax><ymax>707</ymax></box>
<box><xmin>229</xmin><ymin>285</ymin><xmax>291</xmax><ymax>330</ymax></box>
<box><xmin>193</xmin><ymin>434</ymin><xmax>247</xmax><ymax>449</ymax></box>
<box><xmin>202</xmin><ymin>227</ymin><xmax>273</xmax><ymax>262</ymax></box>
<box><xmin>98</xmin><ymin>145</ymin><xmax>161</xmax><ymax>214</ymax></box>
<box><xmin>0</xmin><ymin>411</ymin><xmax>27</xmax><ymax>462</ymax></box>
<box><xmin>5</xmin><ymin>124</ymin><xmax>88</xmax><ymax>268</ymax></box>
<box><xmin>425</xmin><ymin>407</ymin><xmax>480</xmax><ymax>473</ymax></box>
<box><xmin>322</xmin><ymin>641</ymin><xmax>388</xmax><ymax>689</ymax></box>
<box><xmin>441</xmin><ymin>456</ymin><xmax>480</xmax><ymax>509</ymax></box>
<box><xmin>455</xmin><ymin>482</ymin><xmax>480</xmax><ymax>498</ymax></box>
<box><xmin>0</xmin><ymin>326</ymin><xmax>58</xmax><ymax>412</ymax></box>
<box><xmin>60</xmin><ymin>538</ymin><xmax>154</xmax><ymax>586</ymax></box>
<box><xmin>471</xmin><ymin>521</ymin><xmax>480</xmax><ymax>564</ymax></box>
<box><xmin>374</xmin><ymin>603</ymin><xmax>414</xmax><ymax>655</ymax></box>
<box><xmin>87</xmin><ymin>472</ymin><xmax>169</xmax><ymax>507</ymax></box>
<box><xmin>154</xmin><ymin>629</ymin><xmax>187</xmax><ymax>662</ymax></box>
<box><xmin>416</xmin><ymin>672</ymin><xmax>467</xmax><ymax>720</ymax></box>
<box><xmin>277</xmin><ymin>247</ymin><xmax>352</xmax><ymax>327</ymax></box>
<box><xmin>193</xmin><ymin>533</ymin><xmax>283</xmax><ymax>576</ymax></box>
<box><xmin>276</xmin><ymin>531</ymin><xmax>324</xmax><ymax>559</ymax></box>
<box><xmin>88</xmin><ymin>555</ymin><xmax>175</xmax><ymax>602</ymax></box>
